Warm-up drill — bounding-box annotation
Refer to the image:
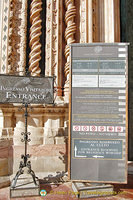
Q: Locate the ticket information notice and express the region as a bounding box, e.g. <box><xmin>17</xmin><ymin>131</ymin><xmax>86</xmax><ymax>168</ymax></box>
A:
<box><xmin>69</xmin><ymin>43</ymin><xmax>129</xmax><ymax>183</ymax></box>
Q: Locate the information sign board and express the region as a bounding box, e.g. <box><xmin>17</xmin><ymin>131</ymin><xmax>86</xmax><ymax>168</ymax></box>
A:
<box><xmin>0</xmin><ymin>75</ymin><xmax>54</xmax><ymax>104</ymax></box>
<box><xmin>69</xmin><ymin>43</ymin><xmax>129</xmax><ymax>183</ymax></box>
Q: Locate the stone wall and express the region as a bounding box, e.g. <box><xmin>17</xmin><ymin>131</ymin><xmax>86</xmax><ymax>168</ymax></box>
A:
<box><xmin>0</xmin><ymin>0</ymin><xmax>122</xmax><ymax>179</ymax></box>
<box><xmin>0</xmin><ymin>104</ymin><xmax>68</xmax><ymax>176</ymax></box>
<box><xmin>0</xmin><ymin>139</ymin><xmax>13</xmax><ymax>176</ymax></box>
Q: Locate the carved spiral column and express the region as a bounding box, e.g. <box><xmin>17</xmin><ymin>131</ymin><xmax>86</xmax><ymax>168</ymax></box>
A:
<box><xmin>64</xmin><ymin>0</ymin><xmax>76</xmax><ymax>101</ymax></box>
<box><xmin>27</xmin><ymin>0</ymin><xmax>43</xmax><ymax>146</ymax></box>
<box><xmin>29</xmin><ymin>0</ymin><xmax>42</xmax><ymax>76</ymax></box>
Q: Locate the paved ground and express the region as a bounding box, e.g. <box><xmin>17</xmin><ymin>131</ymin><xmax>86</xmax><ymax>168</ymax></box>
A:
<box><xmin>0</xmin><ymin>174</ymin><xmax>133</xmax><ymax>200</ymax></box>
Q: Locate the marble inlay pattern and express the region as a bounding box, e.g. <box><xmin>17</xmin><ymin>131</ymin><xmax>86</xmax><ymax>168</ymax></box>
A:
<box><xmin>0</xmin><ymin>0</ymin><xmax>10</xmax><ymax>73</ymax></box>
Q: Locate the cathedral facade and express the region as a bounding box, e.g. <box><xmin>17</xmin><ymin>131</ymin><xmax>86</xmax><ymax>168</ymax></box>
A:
<box><xmin>0</xmin><ymin>0</ymin><xmax>132</xmax><ymax>177</ymax></box>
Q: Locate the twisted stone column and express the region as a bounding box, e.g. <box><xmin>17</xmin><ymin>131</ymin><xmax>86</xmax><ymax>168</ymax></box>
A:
<box><xmin>29</xmin><ymin>0</ymin><xmax>42</xmax><ymax>76</ymax></box>
<box><xmin>64</xmin><ymin>0</ymin><xmax>76</xmax><ymax>101</ymax></box>
<box><xmin>27</xmin><ymin>0</ymin><xmax>43</xmax><ymax>146</ymax></box>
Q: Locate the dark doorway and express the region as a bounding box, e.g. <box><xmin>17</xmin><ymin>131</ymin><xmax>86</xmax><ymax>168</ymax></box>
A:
<box><xmin>120</xmin><ymin>0</ymin><xmax>133</xmax><ymax>160</ymax></box>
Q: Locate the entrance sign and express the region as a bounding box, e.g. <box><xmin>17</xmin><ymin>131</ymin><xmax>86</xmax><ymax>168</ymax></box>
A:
<box><xmin>0</xmin><ymin>75</ymin><xmax>54</xmax><ymax>104</ymax></box>
<box><xmin>69</xmin><ymin>43</ymin><xmax>129</xmax><ymax>183</ymax></box>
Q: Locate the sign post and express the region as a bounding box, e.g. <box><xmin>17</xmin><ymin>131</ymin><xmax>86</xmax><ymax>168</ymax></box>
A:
<box><xmin>69</xmin><ymin>43</ymin><xmax>129</xmax><ymax>184</ymax></box>
<box><xmin>0</xmin><ymin>74</ymin><xmax>54</xmax><ymax>197</ymax></box>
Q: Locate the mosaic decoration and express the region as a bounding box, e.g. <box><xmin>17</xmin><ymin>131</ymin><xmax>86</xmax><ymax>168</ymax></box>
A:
<box><xmin>0</xmin><ymin>0</ymin><xmax>10</xmax><ymax>73</ymax></box>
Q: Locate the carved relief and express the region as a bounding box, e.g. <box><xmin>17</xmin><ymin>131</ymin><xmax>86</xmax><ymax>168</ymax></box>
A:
<box><xmin>45</xmin><ymin>0</ymin><xmax>51</xmax><ymax>76</ymax></box>
<box><xmin>92</xmin><ymin>0</ymin><xmax>99</xmax><ymax>42</ymax></box>
<box><xmin>51</xmin><ymin>0</ymin><xmax>57</xmax><ymax>77</ymax></box>
<box><xmin>8</xmin><ymin>0</ymin><xmax>27</xmax><ymax>74</ymax></box>
<box><xmin>19</xmin><ymin>0</ymin><xmax>27</xmax><ymax>74</ymax></box>
<box><xmin>45</xmin><ymin>0</ymin><xmax>63</xmax><ymax>97</ymax></box>
<box><xmin>29</xmin><ymin>0</ymin><xmax>42</xmax><ymax>76</ymax></box>
<box><xmin>80</xmin><ymin>0</ymin><xmax>86</xmax><ymax>43</ymax></box>
<box><xmin>64</xmin><ymin>0</ymin><xmax>76</xmax><ymax>100</ymax></box>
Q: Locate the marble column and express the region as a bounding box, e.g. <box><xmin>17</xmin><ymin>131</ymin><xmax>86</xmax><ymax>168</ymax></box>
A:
<box><xmin>104</xmin><ymin>0</ymin><xmax>115</xmax><ymax>42</ymax></box>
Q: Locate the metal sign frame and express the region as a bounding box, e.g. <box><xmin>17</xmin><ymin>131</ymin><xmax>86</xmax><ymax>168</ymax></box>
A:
<box><xmin>68</xmin><ymin>43</ymin><xmax>129</xmax><ymax>184</ymax></box>
<box><xmin>6</xmin><ymin>73</ymin><xmax>55</xmax><ymax>194</ymax></box>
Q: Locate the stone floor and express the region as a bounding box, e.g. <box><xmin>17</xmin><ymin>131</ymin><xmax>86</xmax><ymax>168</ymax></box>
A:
<box><xmin>0</xmin><ymin>174</ymin><xmax>133</xmax><ymax>200</ymax></box>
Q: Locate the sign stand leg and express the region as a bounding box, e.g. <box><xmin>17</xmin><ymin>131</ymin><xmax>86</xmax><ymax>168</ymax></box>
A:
<box><xmin>10</xmin><ymin>102</ymin><xmax>40</xmax><ymax>197</ymax></box>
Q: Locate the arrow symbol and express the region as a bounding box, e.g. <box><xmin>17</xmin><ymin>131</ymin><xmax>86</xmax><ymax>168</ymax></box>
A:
<box><xmin>74</xmin><ymin>145</ymin><xmax>77</xmax><ymax>157</ymax></box>
<box><xmin>74</xmin><ymin>146</ymin><xmax>87</xmax><ymax>158</ymax></box>
<box><xmin>93</xmin><ymin>155</ymin><xmax>104</xmax><ymax>158</ymax></box>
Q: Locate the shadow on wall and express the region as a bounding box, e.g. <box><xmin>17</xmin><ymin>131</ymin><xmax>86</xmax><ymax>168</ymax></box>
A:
<box><xmin>59</xmin><ymin>137</ymin><xmax>68</xmax><ymax>172</ymax></box>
